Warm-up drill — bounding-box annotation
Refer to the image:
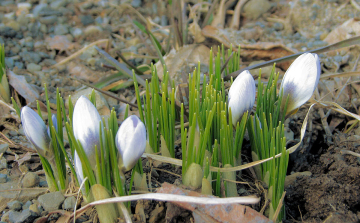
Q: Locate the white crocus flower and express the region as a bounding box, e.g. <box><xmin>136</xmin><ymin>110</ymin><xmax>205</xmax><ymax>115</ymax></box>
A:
<box><xmin>21</xmin><ymin>106</ymin><xmax>51</xmax><ymax>158</ymax></box>
<box><xmin>280</xmin><ymin>53</ymin><xmax>321</xmax><ymax>115</ymax></box>
<box><xmin>72</xmin><ymin>96</ymin><xmax>102</xmax><ymax>184</ymax></box>
<box><xmin>115</xmin><ymin>115</ymin><xmax>146</xmax><ymax>172</ymax></box>
<box><xmin>228</xmin><ymin>70</ymin><xmax>256</xmax><ymax>126</ymax></box>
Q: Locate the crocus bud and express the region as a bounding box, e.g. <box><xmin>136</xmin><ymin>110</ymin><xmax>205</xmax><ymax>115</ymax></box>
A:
<box><xmin>72</xmin><ymin>96</ymin><xmax>102</xmax><ymax>172</ymax></box>
<box><xmin>228</xmin><ymin>70</ymin><xmax>256</xmax><ymax>126</ymax></box>
<box><xmin>47</xmin><ymin>114</ymin><xmax>58</xmax><ymax>137</ymax></box>
<box><xmin>115</xmin><ymin>115</ymin><xmax>146</xmax><ymax>172</ymax></box>
<box><xmin>280</xmin><ymin>53</ymin><xmax>320</xmax><ymax>115</ymax></box>
<box><xmin>21</xmin><ymin>106</ymin><xmax>51</xmax><ymax>158</ymax></box>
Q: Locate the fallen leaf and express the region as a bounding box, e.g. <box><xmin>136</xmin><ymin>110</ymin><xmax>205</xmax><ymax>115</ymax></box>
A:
<box><xmin>155</xmin><ymin>44</ymin><xmax>211</xmax><ymax>86</ymax></box>
<box><xmin>157</xmin><ymin>182</ymin><xmax>271</xmax><ymax>223</ymax></box>
<box><xmin>202</xmin><ymin>25</ymin><xmax>295</xmax><ymax>70</ymax></box>
<box><xmin>7</xmin><ymin>70</ymin><xmax>40</xmax><ymax>103</ymax></box>
<box><xmin>67</xmin><ymin>61</ymin><xmax>101</xmax><ymax>83</ymax></box>
<box><xmin>16</xmin><ymin>152</ymin><xmax>34</xmax><ymax>166</ymax></box>
<box><xmin>324</xmin><ymin>18</ymin><xmax>360</xmax><ymax>55</ymax></box>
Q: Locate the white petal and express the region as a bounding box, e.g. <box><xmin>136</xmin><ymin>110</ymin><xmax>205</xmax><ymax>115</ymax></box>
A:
<box><xmin>74</xmin><ymin>151</ymin><xmax>84</xmax><ymax>185</ymax></box>
<box><xmin>115</xmin><ymin>115</ymin><xmax>146</xmax><ymax>171</ymax></box>
<box><xmin>21</xmin><ymin>106</ymin><xmax>50</xmax><ymax>157</ymax></box>
<box><xmin>72</xmin><ymin>96</ymin><xmax>102</xmax><ymax>168</ymax></box>
<box><xmin>228</xmin><ymin>70</ymin><xmax>256</xmax><ymax>126</ymax></box>
<box><xmin>280</xmin><ymin>53</ymin><xmax>320</xmax><ymax>114</ymax></box>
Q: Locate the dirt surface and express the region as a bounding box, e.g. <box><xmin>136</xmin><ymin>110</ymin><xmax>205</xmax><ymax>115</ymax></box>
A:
<box><xmin>1</xmin><ymin>0</ymin><xmax>360</xmax><ymax>222</ymax></box>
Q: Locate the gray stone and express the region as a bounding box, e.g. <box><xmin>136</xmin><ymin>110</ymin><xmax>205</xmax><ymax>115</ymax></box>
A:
<box><xmin>9</xmin><ymin>209</ymin><xmax>38</xmax><ymax>223</ymax></box>
<box><xmin>131</xmin><ymin>0</ymin><xmax>141</xmax><ymax>8</ymax></box>
<box><xmin>70</xmin><ymin>27</ymin><xmax>83</xmax><ymax>38</ymax></box>
<box><xmin>62</xmin><ymin>196</ymin><xmax>76</xmax><ymax>210</ymax></box>
<box><xmin>80</xmin><ymin>15</ymin><xmax>94</xmax><ymax>26</ymax></box>
<box><xmin>50</xmin><ymin>0</ymin><xmax>67</xmax><ymax>9</ymax></box>
<box><xmin>22</xmin><ymin>201</ymin><xmax>32</xmax><ymax>210</ymax></box>
<box><xmin>14</xmin><ymin>62</ymin><xmax>24</xmax><ymax>69</ymax></box>
<box><xmin>5</xmin><ymin>58</ymin><xmax>14</xmax><ymax>69</ymax></box>
<box><xmin>28</xmin><ymin>204</ymin><xmax>39</xmax><ymax>215</ymax></box>
<box><xmin>95</xmin><ymin>16</ymin><xmax>103</xmax><ymax>25</ymax></box>
<box><xmin>0</xmin><ymin>174</ymin><xmax>7</xmax><ymax>183</ymax></box>
<box><xmin>7</xmin><ymin>201</ymin><xmax>22</xmax><ymax>211</ymax></box>
<box><xmin>39</xmin><ymin>15</ymin><xmax>58</xmax><ymax>25</ymax></box>
<box><xmin>20</xmin><ymin>52</ymin><xmax>41</xmax><ymax>63</ymax></box>
<box><xmin>38</xmin><ymin>191</ymin><xmax>65</xmax><ymax>211</ymax></box>
<box><xmin>0</xmin><ymin>157</ymin><xmax>7</xmax><ymax>169</ymax></box>
<box><xmin>22</xmin><ymin>172</ymin><xmax>40</xmax><ymax>188</ymax></box>
<box><xmin>26</xmin><ymin>63</ymin><xmax>42</xmax><ymax>73</ymax></box>
<box><xmin>54</xmin><ymin>24</ymin><xmax>69</xmax><ymax>35</ymax></box>
<box><xmin>33</xmin><ymin>3</ymin><xmax>48</xmax><ymax>18</ymax></box>
<box><xmin>39</xmin><ymin>180</ymin><xmax>48</xmax><ymax>187</ymax></box>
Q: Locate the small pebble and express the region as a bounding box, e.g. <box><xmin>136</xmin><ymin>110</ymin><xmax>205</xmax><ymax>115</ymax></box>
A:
<box><xmin>0</xmin><ymin>157</ymin><xmax>7</xmax><ymax>170</ymax></box>
<box><xmin>7</xmin><ymin>201</ymin><xmax>22</xmax><ymax>211</ymax></box>
<box><xmin>54</xmin><ymin>24</ymin><xmax>69</xmax><ymax>35</ymax></box>
<box><xmin>14</xmin><ymin>62</ymin><xmax>24</xmax><ymax>69</ymax></box>
<box><xmin>22</xmin><ymin>172</ymin><xmax>40</xmax><ymax>188</ymax></box>
<box><xmin>50</xmin><ymin>0</ymin><xmax>67</xmax><ymax>9</ymax></box>
<box><xmin>62</xmin><ymin>196</ymin><xmax>76</xmax><ymax>210</ymax></box>
<box><xmin>28</xmin><ymin>204</ymin><xmax>40</xmax><ymax>215</ymax></box>
<box><xmin>22</xmin><ymin>201</ymin><xmax>32</xmax><ymax>210</ymax></box>
<box><xmin>9</xmin><ymin>209</ymin><xmax>38</xmax><ymax>223</ymax></box>
<box><xmin>5</xmin><ymin>58</ymin><xmax>14</xmax><ymax>69</ymax></box>
<box><xmin>27</xmin><ymin>63</ymin><xmax>42</xmax><ymax>73</ymax></box>
<box><xmin>38</xmin><ymin>191</ymin><xmax>65</xmax><ymax>211</ymax></box>
<box><xmin>39</xmin><ymin>15</ymin><xmax>58</xmax><ymax>25</ymax></box>
<box><xmin>20</xmin><ymin>51</ymin><xmax>41</xmax><ymax>63</ymax></box>
<box><xmin>80</xmin><ymin>15</ymin><xmax>95</xmax><ymax>26</ymax></box>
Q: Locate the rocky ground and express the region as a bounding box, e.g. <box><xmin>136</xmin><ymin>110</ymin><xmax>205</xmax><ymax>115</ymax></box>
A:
<box><xmin>1</xmin><ymin>0</ymin><xmax>360</xmax><ymax>222</ymax></box>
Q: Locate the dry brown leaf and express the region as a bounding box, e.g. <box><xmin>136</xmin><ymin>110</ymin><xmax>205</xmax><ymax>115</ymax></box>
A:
<box><xmin>324</xmin><ymin>18</ymin><xmax>360</xmax><ymax>44</ymax></box>
<box><xmin>7</xmin><ymin>70</ymin><xmax>40</xmax><ymax>103</ymax></box>
<box><xmin>16</xmin><ymin>152</ymin><xmax>33</xmax><ymax>166</ymax></box>
<box><xmin>155</xmin><ymin>44</ymin><xmax>211</xmax><ymax>86</ymax></box>
<box><xmin>202</xmin><ymin>25</ymin><xmax>295</xmax><ymax>70</ymax></box>
<box><xmin>67</xmin><ymin>62</ymin><xmax>100</xmax><ymax>83</ymax></box>
<box><xmin>157</xmin><ymin>183</ymin><xmax>271</xmax><ymax>223</ymax></box>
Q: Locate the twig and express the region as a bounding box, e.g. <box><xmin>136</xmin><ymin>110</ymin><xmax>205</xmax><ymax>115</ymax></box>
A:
<box><xmin>52</xmin><ymin>39</ymin><xmax>109</xmax><ymax>68</ymax></box>
<box><xmin>340</xmin><ymin>149</ymin><xmax>360</xmax><ymax>158</ymax></box>
<box><xmin>220</xmin><ymin>52</ymin><xmax>234</xmax><ymax>75</ymax></box>
<box><xmin>70</xmin><ymin>77</ymin><xmax>138</xmax><ymax>109</ymax></box>
<box><xmin>224</xmin><ymin>36</ymin><xmax>360</xmax><ymax>81</ymax></box>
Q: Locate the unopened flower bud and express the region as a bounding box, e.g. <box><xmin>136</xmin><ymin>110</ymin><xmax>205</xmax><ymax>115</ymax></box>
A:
<box><xmin>21</xmin><ymin>106</ymin><xmax>51</xmax><ymax>158</ymax></box>
<box><xmin>72</xmin><ymin>96</ymin><xmax>102</xmax><ymax>182</ymax></box>
<box><xmin>115</xmin><ymin>115</ymin><xmax>146</xmax><ymax>172</ymax></box>
<box><xmin>280</xmin><ymin>53</ymin><xmax>320</xmax><ymax>115</ymax></box>
<box><xmin>228</xmin><ymin>70</ymin><xmax>256</xmax><ymax>126</ymax></box>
